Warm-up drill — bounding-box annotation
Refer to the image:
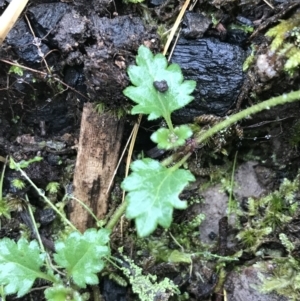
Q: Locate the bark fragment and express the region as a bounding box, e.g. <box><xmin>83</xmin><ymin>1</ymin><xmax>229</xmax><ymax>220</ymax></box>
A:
<box><xmin>70</xmin><ymin>102</ymin><xmax>124</xmax><ymax>232</ymax></box>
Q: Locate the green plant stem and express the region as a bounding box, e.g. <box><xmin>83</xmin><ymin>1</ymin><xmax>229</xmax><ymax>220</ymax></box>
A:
<box><xmin>163</xmin><ymin>89</ymin><xmax>300</xmax><ymax>167</ymax></box>
<box><xmin>0</xmin><ymin>285</ymin><xmax>6</xmax><ymax>301</ymax></box>
<box><xmin>169</xmin><ymin>153</ymin><xmax>191</xmax><ymax>171</ymax></box>
<box><xmin>195</xmin><ymin>90</ymin><xmax>300</xmax><ymax>145</ymax></box>
<box><xmin>92</xmin><ymin>285</ymin><xmax>101</xmax><ymax>301</ymax></box>
<box><xmin>70</xmin><ymin>196</ymin><xmax>100</xmax><ymax>225</ymax></box>
<box><xmin>227</xmin><ymin>151</ymin><xmax>238</xmax><ymax>215</ymax></box>
<box><xmin>17</xmin><ymin>167</ymin><xmax>77</xmax><ymax>231</ymax></box>
<box><xmin>0</xmin><ymin>158</ymin><xmax>7</xmax><ymax>200</ymax></box>
<box><xmin>26</xmin><ymin>196</ymin><xmax>58</xmax><ymax>279</ymax></box>
<box><xmin>160</xmin><ymin>152</ymin><xmax>181</xmax><ymax>167</ymax></box>
<box><xmin>164</xmin><ymin>114</ymin><xmax>174</xmax><ymax>132</ymax></box>
<box><xmin>105</xmin><ymin>201</ymin><xmax>128</xmax><ymax>231</ymax></box>
<box><xmin>26</xmin><ymin>196</ymin><xmax>46</xmax><ymax>254</ymax></box>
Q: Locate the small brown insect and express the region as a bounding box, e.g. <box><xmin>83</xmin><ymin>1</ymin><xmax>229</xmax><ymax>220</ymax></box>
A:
<box><xmin>194</xmin><ymin>114</ymin><xmax>220</xmax><ymax>125</ymax></box>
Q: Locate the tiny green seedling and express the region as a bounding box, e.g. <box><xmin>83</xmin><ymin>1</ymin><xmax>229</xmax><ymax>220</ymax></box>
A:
<box><xmin>123</xmin><ymin>45</ymin><xmax>196</xmax><ymax>150</ymax></box>
<box><xmin>122</xmin><ymin>45</ymin><xmax>197</xmax><ymax>236</ymax></box>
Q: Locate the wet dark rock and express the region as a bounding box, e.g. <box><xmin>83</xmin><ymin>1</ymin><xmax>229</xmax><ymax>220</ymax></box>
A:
<box><xmin>51</xmin><ymin>8</ymin><xmax>159</xmax><ymax>107</ymax></box>
<box><xmin>64</xmin><ymin>65</ymin><xmax>87</xmax><ymax>102</ymax></box>
<box><xmin>23</xmin><ymin>96</ymin><xmax>73</xmax><ymax>134</ymax></box>
<box><xmin>73</xmin><ymin>0</ymin><xmax>115</xmax><ymax>16</ymax></box>
<box><xmin>225</xmin><ymin>29</ymin><xmax>249</xmax><ymax>47</ymax></box>
<box><xmin>182</xmin><ymin>12</ymin><xmax>212</xmax><ymax>39</ymax></box>
<box><xmin>27</xmin><ymin>3</ymin><xmax>70</xmax><ymax>41</ymax></box>
<box><xmin>236</xmin><ymin>15</ymin><xmax>254</xmax><ymax>27</ymax></box>
<box><xmin>53</xmin><ymin>10</ymin><xmax>89</xmax><ymax>54</ymax></box>
<box><xmin>101</xmin><ymin>277</ymin><xmax>127</xmax><ymax>301</ymax></box>
<box><xmin>225</xmin><ymin>265</ymin><xmax>288</xmax><ymax>301</ymax></box>
<box><xmin>90</xmin><ymin>15</ymin><xmax>153</xmax><ymax>51</ymax></box>
<box><xmin>148</xmin><ymin>0</ymin><xmax>166</xmax><ymax>7</ymax></box>
<box><xmin>171</xmin><ymin>37</ymin><xmax>246</xmax><ymax>123</ymax></box>
<box><xmin>1</xmin><ymin>2</ymin><xmax>159</xmax><ymax>153</ymax></box>
<box><xmin>35</xmin><ymin>208</ymin><xmax>56</xmax><ymax>225</ymax></box>
<box><xmin>6</xmin><ymin>19</ymin><xmax>50</xmax><ymax>64</ymax></box>
<box><xmin>5</xmin><ymin>3</ymin><xmax>159</xmax><ymax>128</ymax></box>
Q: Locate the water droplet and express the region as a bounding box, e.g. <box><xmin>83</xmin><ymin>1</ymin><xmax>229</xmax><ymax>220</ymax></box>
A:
<box><xmin>65</xmin><ymin>184</ymin><xmax>73</xmax><ymax>196</ymax></box>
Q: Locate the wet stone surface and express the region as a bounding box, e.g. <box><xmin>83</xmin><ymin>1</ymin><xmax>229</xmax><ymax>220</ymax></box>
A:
<box><xmin>27</xmin><ymin>2</ymin><xmax>70</xmax><ymax>39</ymax></box>
<box><xmin>171</xmin><ymin>37</ymin><xmax>246</xmax><ymax>123</ymax></box>
<box><xmin>225</xmin><ymin>265</ymin><xmax>288</xmax><ymax>301</ymax></box>
<box><xmin>182</xmin><ymin>12</ymin><xmax>212</xmax><ymax>39</ymax></box>
<box><xmin>6</xmin><ymin>19</ymin><xmax>51</xmax><ymax>64</ymax></box>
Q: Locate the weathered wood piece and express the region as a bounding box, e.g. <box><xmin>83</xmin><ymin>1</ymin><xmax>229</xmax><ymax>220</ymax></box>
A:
<box><xmin>70</xmin><ymin>103</ymin><xmax>124</xmax><ymax>232</ymax></box>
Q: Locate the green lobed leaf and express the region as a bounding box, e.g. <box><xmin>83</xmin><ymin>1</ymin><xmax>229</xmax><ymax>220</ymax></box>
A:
<box><xmin>9</xmin><ymin>156</ymin><xmax>43</xmax><ymax>170</ymax></box>
<box><xmin>45</xmin><ymin>285</ymin><xmax>87</xmax><ymax>301</ymax></box>
<box><xmin>123</xmin><ymin>45</ymin><xmax>196</xmax><ymax>121</ymax></box>
<box><xmin>0</xmin><ymin>238</ymin><xmax>48</xmax><ymax>297</ymax></box>
<box><xmin>8</xmin><ymin>66</ymin><xmax>23</xmax><ymax>76</ymax></box>
<box><xmin>121</xmin><ymin>158</ymin><xmax>195</xmax><ymax>237</ymax></box>
<box><xmin>151</xmin><ymin>125</ymin><xmax>193</xmax><ymax>150</ymax></box>
<box><xmin>53</xmin><ymin>228</ymin><xmax>110</xmax><ymax>288</ymax></box>
<box><xmin>168</xmin><ymin>250</ymin><xmax>192</xmax><ymax>264</ymax></box>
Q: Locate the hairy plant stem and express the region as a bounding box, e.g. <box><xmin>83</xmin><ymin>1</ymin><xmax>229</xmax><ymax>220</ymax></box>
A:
<box><xmin>26</xmin><ymin>196</ymin><xmax>45</xmax><ymax>253</ymax></box>
<box><xmin>169</xmin><ymin>153</ymin><xmax>192</xmax><ymax>172</ymax></box>
<box><xmin>26</xmin><ymin>195</ymin><xmax>59</xmax><ymax>282</ymax></box>
<box><xmin>195</xmin><ymin>90</ymin><xmax>300</xmax><ymax>145</ymax></box>
<box><xmin>105</xmin><ymin>201</ymin><xmax>128</xmax><ymax>231</ymax></box>
<box><xmin>164</xmin><ymin>89</ymin><xmax>300</xmax><ymax>166</ymax></box>
<box><xmin>0</xmin><ymin>158</ymin><xmax>7</xmax><ymax>200</ymax></box>
<box><xmin>70</xmin><ymin>196</ymin><xmax>100</xmax><ymax>225</ymax></box>
<box><xmin>165</xmin><ymin>114</ymin><xmax>174</xmax><ymax>132</ymax></box>
<box><xmin>92</xmin><ymin>285</ymin><xmax>101</xmax><ymax>301</ymax></box>
<box><xmin>13</xmin><ymin>162</ymin><xmax>77</xmax><ymax>231</ymax></box>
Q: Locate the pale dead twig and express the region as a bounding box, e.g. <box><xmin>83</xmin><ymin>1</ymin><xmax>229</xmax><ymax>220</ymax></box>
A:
<box><xmin>163</xmin><ymin>0</ymin><xmax>191</xmax><ymax>55</ymax></box>
<box><xmin>263</xmin><ymin>0</ymin><xmax>274</xmax><ymax>9</ymax></box>
<box><xmin>24</xmin><ymin>14</ymin><xmax>52</xmax><ymax>74</ymax></box>
<box><xmin>24</xmin><ymin>14</ymin><xmax>60</xmax><ymax>75</ymax></box>
<box><xmin>0</xmin><ymin>0</ymin><xmax>29</xmax><ymax>45</ymax></box>
<box><xmin>105</xmin><ymin>116</ymin><xmax>140</xmax><ymax>194</ymax></box>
